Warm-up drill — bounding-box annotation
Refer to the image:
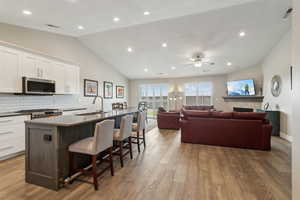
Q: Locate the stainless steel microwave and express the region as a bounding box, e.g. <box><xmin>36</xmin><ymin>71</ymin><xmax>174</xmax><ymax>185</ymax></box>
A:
<box><xmin>22</xmin><ymin>77</ymin><xmax>56</xmax><ymax>95</ymax></box>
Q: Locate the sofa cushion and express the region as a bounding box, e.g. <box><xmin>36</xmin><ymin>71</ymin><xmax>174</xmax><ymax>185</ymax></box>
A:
<box><xmin>183</xmin><ymin>105</ymin><xmax>214</xmax><ymax>111</ymax></box>
<box><xmin>182</xmin><ymin>109</ymin><xmax>211</xmax><ymax>118</ymax></box>
<box><xmin>211</xmin><ymin>112</ymin><xmax>233</xmax><ymax>119</ymax></box>
<box><xmin>233</xmin><ymin>112</ymin><xmax>267</xmax><ymax>120</ymax></box>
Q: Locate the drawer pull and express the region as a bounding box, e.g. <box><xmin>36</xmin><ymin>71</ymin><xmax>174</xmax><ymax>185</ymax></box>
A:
<box><xmin>0</xmin><ymin>146</ymin><xmax>13</xmax><ymax>152</ymax></box>
<box><xmin>0</xmin><ymin>119</ymin><xmax>13</xmax><ymax>123</ymax></box>
<box><xmin>0</xmin><ymin>131</ymin><xmax>14</xmax><ymax>136</ymax></box>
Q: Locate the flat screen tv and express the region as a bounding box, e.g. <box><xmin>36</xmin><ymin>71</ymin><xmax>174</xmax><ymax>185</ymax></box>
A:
<box><xmin>227</xmin><ymin>79</ymin><xmax>255</xmax><ymax>96</ymax></box>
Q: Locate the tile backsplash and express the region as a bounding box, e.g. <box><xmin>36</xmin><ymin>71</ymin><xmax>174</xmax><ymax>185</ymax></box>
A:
<box><xmin>0</xmin><ymin>94</ymin><xmax>82</xmax><ymax>112</ymax></box>
<box><xmin>0</xmin><ymin>94</ymin><xmax>128</xmax><ymax>113</ymax></box>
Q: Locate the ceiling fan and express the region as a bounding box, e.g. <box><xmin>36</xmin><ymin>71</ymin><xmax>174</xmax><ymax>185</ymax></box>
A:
<box><xmin>184</xmin><ymin>53</ymin><xmax>215</xmax><ymax>68</ymax></box>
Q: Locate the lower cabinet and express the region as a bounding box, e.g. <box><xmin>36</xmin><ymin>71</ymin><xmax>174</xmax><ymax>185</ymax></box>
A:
<box><xmin>0</xmin><ymin>115</ymin><xmax>31</xmax><ymax>160</ymax></box>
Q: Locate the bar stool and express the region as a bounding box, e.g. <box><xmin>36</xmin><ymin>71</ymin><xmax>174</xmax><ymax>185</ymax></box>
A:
<box><xmin>112</xmin><ymin>103</ymin><xmax>118</xmax><ymax>110</ymax></box>
<box><xmin>131</xmin><ymin>111</ymin><xmax>147</xmax><ymax>153</ymax></box>
<box><xmin>113</xmin><ymin>115</ymin><xmax>133</xmax><ymax>167</ymax></box>
<box><xmin>68</xmin><ymin>120</ymin><xmax>115</xmax><ymax>190</ymax></box>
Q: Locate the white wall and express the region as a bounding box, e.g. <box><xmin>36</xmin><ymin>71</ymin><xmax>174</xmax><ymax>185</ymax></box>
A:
<box><xmin>129</xmin><ymin>75</ymin><xmax>228</xmax><ymax>111</ymax></box>
<box><xmin>0</xmin><ymin>23</ymin><xmax>128</xmax><ymax>111</ymax></box>
<box><xmin>292</xmin><ymin>0</ymin><xmax>300</xmax><ymax>199</ymax></box>
<box><xmin>226</xmin><ymin>64</ymin><xmax>263</xmax><ymax>111</ymax></box>
<box><xmin>262</xmin><ymin>31</ymin><xmax>292</xmax><ymax>141</ymax></box>
<box><xmin>129</xmin><ymin>65</ymin><xmax>263</xmax><ymax>112</ymax></box>
<box><xmin>227</xmin><ymin>64</ymin><xmax>263</xmax><ymax>94</ymax></box>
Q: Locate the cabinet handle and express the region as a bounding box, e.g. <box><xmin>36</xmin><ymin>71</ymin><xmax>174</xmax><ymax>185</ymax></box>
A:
<box><xmin>0</xmin><ymin>146</ymin><xmax>13</xmax><ymax>152</ymax></box>
<box><xmin>0</xmin><ymin>131</ymin><xmax>13</xmax><ymax>136</ymax></box>
<box><xmin>0</xmin><ymin>119</ymin><xmax>13</xmax><ymax>123</ymax></box>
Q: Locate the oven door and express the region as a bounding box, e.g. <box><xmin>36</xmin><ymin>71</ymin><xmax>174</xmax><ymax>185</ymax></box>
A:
<box><xmin>23</xmin><ymin>77</ymin><xmax>56</xmax><ymax>95</ymax></box>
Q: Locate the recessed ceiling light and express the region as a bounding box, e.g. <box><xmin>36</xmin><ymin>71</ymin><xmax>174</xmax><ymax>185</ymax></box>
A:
<box><xmin>171</xmin><ymin>66</ymin><xmax>176</xmax><ymax>70</ymax></box>
<box><xmin>22</xmin><ymin>10</ymin><xmax>32</xmax><ymax>15</ymax></box>
<box><xmin>227</xmin><ymin>62</ymin><xmax>232</xmax><ymax>66</ymax></box>
<box><xmin>239</xmin><ymin>31</ymin><xmax>246</xmax><ymax>37</ymax></box>
<box><xmin>127</xmin><ymin>47</ymin><xmax>133</xmax><ymax>52</ymax></box>
<box><xmin>113</xmin><ymin>17</ymin><xmax>120</xmax><ymax>22</ymax></box>
<box><xmin>144</xmin><ymin>68</ymin><xmax>149</xmax><ymax>72</ymax></box>
<box><xmin>77</xmin><ymin>25</ymin><xmax>84</xmax><ymax>30</ymax></box>
<box><xmin>162</xmin><ymin>43</ymin><xmax>168</xmax><ymax>48</ymax></box>
<box><xmin>144</xmin><ymin>11</ymin><xmax>150</xmax><ymax>16</ymax></box>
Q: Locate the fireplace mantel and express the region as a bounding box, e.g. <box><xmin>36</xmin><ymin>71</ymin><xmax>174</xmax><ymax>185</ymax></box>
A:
<box><xmin>222</xmin><ymin>96</ymin><xmax>264</xmax><ymax>102</ymax></box>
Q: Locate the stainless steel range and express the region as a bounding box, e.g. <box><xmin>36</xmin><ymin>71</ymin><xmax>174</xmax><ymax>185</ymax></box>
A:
<box><xmin>17</xmin><ymin>109</ymin><xmax>62</xmax><ymax>119</ymax></box>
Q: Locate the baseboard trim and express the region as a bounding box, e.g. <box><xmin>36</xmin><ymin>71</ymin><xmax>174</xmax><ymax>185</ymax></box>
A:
<box><xmin>280</xmin><ymin>131</ymin><xmax>293</xmax><ymax>142</ymax></box>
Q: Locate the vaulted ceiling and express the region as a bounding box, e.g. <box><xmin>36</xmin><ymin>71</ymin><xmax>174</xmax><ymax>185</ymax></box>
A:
<box><xmin>0</xmin><ymin>0</ymin><xmax>292</xmax><ymax>79</ymax></box>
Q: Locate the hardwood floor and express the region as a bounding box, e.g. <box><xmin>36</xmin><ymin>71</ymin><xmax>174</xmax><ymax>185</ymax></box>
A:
<box><xmin>0</xmin><ymin>128</ymin><xmax>291</xmax><ymax>200</ymax></box>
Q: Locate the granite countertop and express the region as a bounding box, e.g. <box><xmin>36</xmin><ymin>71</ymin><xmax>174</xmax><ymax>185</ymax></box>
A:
<box><xmin>0</xmin><ymin>107</ymin><xmax>87</xmax><ymax>118</ymax></box>
<box><xmin>0</xmin><ymin>112</ymin><xmax>31</xmax><ymax>118</ymax></box>
<box><xmin>25</xmin><ymin>107</ymin><xmax>138</xmax><ymax>127</ymax></box>
<box><xmin>62</xmin><ymin>107</ymin><xmax>87</xmax><ymax>112</ymax></box>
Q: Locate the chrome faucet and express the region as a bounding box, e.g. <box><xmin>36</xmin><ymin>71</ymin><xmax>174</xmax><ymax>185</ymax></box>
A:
<box><xmin>92</xmin><ymin>95</ymin><xmax>104</xmax><ymax>112</ymax></box>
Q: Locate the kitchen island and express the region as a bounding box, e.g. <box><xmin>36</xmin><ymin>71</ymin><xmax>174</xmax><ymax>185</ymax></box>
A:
<box><xmin>25</xmin><ymin>107</ymin><xmax>139</xmax><ymax>190</ymax></box>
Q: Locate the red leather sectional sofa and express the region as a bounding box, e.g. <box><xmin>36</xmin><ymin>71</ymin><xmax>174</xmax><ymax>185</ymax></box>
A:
<box><xmin>180</xmin><ymin>109</ymin><xmax>272</xmax><ymax>151</ymax></box>
<box><xmin>157</xmin><ymin>107</ymin><xmax>181</xmax><ymax>130</ymax></box>
<box><xmin>157</xmin><ymin>105</ymin><xmax>214</xmax><ymax>130</ymax></box>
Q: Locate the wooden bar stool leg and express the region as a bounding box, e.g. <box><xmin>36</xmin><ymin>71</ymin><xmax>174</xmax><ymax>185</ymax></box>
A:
<box><xmin>92</xmin><ymin>155</ymin><xmax>98</xmax><ymax>190</ymax></box>
<box><xmin>69</xmin><ymin>152</ymin><xmax>74</xmax><ymax>177</ymax></box>
<box><xmin>119</xmin><ymin>141</ymin><xmax>124</xmax><ymax>168</ymax></box>
<box><xmin>129</xmin><ymin>136</ymin><xmax>133</xmax><ymax>159</ymax></box>
<box><xmin>109</xmin><ymin>147</ymin><xmax>114</xmax><ymax>176</ymax></box>
<box><xmin>143</xmin><ymin>129</ymin><xmax>146</xmax><ymax>148</ymax></box>
<box><xmin>137</xmin><ymin>131</ymin><xmax>140</xmax><ymax>153</ymax></box>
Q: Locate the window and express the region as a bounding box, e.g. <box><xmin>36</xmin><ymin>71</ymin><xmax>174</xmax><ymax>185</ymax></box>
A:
<box><xmin>184</xmin><ymin>82</ymin><xmax>213</xmax><ymax>105</ymax></box>
<box><xmin>139</xmin><ymin>84</ymin><xmax>169</xmax><ymax>118</ymax></box>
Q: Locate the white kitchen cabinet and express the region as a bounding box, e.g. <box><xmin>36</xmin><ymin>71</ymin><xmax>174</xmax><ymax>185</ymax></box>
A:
<box><xmin>22</xmin><ymin>53</ymin><xmax>39</xmax><ymax>78</ymax></box>
<box><xmin>36</xmin><ymin>58</ymin><xmax>52</xmax><ymax>79</ymax></box>
<box><xmin>0</xmin><ymin>115</ymin><xmax>31</xmax><ymax>160</ymax></box>
<box><xmin>0</xmin><ymin>45</ymin><xmax>80</xmax><ymax>95</ymax></box>
<box><xmin>0</xmin><ymin>46</ymin><xmax>22</xmax><ymax>93</ymax></box>
<box><xmin>22</xmin><ymin>53</ymin><xmax>51</xmax><ymax>79</ymax></box>
<box><xmin>48</xmin><ymin>62</ymin><xmax>65</xmax><ymax>94</ymax></box>
<box><xmin>64</xmin><ymin>65</ymin><xmax>80</xmax><ymax>94</ymax></box>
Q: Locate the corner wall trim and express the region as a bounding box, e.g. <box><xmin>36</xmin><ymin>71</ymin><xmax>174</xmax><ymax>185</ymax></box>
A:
<box><xmin>280</xmin><ymin>131</ymin><xmax>293</xmax><ymax>142</ymax></box>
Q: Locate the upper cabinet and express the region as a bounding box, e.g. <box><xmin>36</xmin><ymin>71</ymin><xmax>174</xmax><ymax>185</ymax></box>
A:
<box><xmin>22</xmin><ymin>53</ymin><xmax>51</xmax><ymax>79</ymax></box>
<box><xmin>64</xmin><ymin>64</ymin><xmax>80</xmax><ymax>94</ymax></box>
<box><xmin>0</xmin><ymin>46</ymin><xmax>22</xmax><ymax>93</ymax></box>
<box><xmin>48</xmin><ymin>62</ymin><xmax>65</xmax><ymax>94</ymax></box>
<box><xmin>22</xmin><ymin>53</ymin><xmax>52</xmax><ymax>80</ymax></box>
<box><xmin>0</xmin><ymin>45</ymin><xmax>80</xmax><ymax>95</ymax></box>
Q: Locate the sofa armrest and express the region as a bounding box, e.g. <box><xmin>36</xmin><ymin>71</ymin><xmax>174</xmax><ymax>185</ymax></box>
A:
<box><xmin>157</xmin><ymin>113</ymin><xmax>180</xmax><ymax>118</ymax></box>
<box><xmin>261</xmin><ymin>124</ymin><xmax>272</xmax><ymax>150</ymax></box>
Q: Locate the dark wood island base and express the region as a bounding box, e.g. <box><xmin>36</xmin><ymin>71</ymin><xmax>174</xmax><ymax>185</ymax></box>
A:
<box><xmin>25</xmin><ymin>108</ymin><xmax>138</xmax><ymax>190</ymax></box>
